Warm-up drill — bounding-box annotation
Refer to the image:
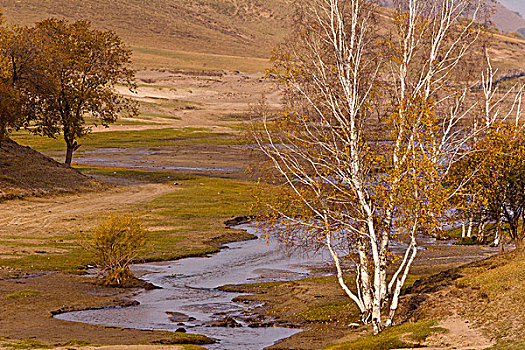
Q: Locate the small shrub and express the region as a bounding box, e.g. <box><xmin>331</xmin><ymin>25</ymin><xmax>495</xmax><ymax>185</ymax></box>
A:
<box><xmin>85</xmin><ymin>214</ymin><xmax>146</xmax><ymax>286</ymax></box>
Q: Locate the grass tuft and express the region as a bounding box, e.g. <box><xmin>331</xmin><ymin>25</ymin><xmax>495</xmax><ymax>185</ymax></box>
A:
<box><xmin>3</xmin><ymin>289</ymin><xmax>42</xmax><ymax>300</ymax></box>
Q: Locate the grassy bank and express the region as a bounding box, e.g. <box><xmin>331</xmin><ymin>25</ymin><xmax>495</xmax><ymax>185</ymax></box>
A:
<box><xmin>0</xmin><ymin>168</ymin><xmax>254</xmax><ymax>272</ymax></box>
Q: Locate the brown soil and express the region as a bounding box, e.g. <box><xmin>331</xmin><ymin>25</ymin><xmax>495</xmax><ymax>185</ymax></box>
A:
<box><xmin>220</xmin><ymin>243</ymin><xmax>502</xmax><ymax>350</ymax></box>
<box><xmin>112</xmin><ymin>70</ymin><xmax>280</xmax><ymax>133</ymax></box>
<box><xmin>0</xmin><ymin>139</ymin><xmax>103</xmax><ymax>202</ymax></box>
<box><xmin>0</xmin><ymin>272</ymin><xmax>210</xmax><ymax>347</ymax></box>
<box><xmin>421</xmin><ymin>315</ymin><xmax>495</xmax><ymax>350</ymax></box>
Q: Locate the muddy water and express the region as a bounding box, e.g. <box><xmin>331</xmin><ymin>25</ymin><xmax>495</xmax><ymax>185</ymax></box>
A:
<box><xmin>55</xmin><ymin>224</ymin><xmax>328</xmax><ymax>350</ymax></box>
<box><xmin>47</xmin><ymin>147</ymin><xmax>242</xmax><ymax>173</ymax></box>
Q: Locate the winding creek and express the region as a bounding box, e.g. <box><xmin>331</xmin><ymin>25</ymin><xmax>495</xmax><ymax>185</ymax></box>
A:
<box><xmin>55</xmin><ymin>224</ymin><xmax>326</xmax><ymax>350</ymax></box>
<box><xmin>49</xmin><ymin>146</ymin><xmax>501</xmax><ymax>349</ymax></box>
<box><xmin>53</xmin><ymin>222</ymin><xmax>475</xmax><ymax>349</ymax></box>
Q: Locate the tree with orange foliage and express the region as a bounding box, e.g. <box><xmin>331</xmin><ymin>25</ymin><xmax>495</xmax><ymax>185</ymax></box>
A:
<box><xmin>29</xmin><ymin>19</ymin><xmax>137</xmax><ymax>166</ymax></box>
<box><xmin>0</xmin><ymin>16</ymin><xmax>44</xmax><ymax>147</ymax></box>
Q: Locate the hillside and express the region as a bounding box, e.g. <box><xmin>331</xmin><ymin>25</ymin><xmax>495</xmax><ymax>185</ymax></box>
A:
<box><xmin>0</xmin><ymin>0</ymin><xmax>290</xmax><ymax>59</ymax></box>
<box><xmin>401</xmin><ymin>253</ymin><xmax>525</xmax><ymax>348</ymax></box>
<box><xmin>0</xmin><ymin>139</ymin><xmax>102</xmax><ymax>201</ymax></box>
<box><xmin>1</xmin><ymin>0</ymin><xmax>524</xmax><ymax>64</ymax></box>
<box><xmin>493</xmin><ymin>1</ymin><xmax>525</xmax><ymax>36</ymax></box>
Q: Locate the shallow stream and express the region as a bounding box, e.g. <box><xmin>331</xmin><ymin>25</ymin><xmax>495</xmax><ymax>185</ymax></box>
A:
<box><xmin>55</xmin><ymin>224</ymin><xmax>329</xmax><ymax>350</ymax></box>
<box><xmin>55</xmin><ymin>223</ymin><xmax>460</xmax><ymax>349</ymax></box>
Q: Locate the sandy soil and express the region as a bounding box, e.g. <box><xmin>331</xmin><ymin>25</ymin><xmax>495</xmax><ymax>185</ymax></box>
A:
<box><xmin>420</xmin><ymin>315</ymin><xmax>494</xmax><ymax>350</ymax></box>
<box><xmin>0</xmin><ymin>183</ymin><xmax>175</xmax><ymax>258</ymax></box>
<box><xmin>99</xmin><ymin>70</ymin><xmax>280</xmax><ymax>134</ymax></box>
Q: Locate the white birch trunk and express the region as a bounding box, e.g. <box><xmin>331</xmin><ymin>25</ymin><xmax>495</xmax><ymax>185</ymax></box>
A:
<box><xmin>466</xmin><ymin>217</ymin><xmax>474</xmax><ymax>238</ymax></box>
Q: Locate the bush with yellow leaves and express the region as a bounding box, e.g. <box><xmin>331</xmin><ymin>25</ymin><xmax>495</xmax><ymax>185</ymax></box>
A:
<box><xmin>86</xmin><ymin>214</ymin><xmax>146</xmax><ymax>286</ymax></box>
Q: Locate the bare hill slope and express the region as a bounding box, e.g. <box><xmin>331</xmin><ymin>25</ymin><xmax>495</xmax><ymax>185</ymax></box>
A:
<box><xmin>493</xmin><ymin>1</ymin><xmax>525</xmax><ymax>35</ymax></box>
<box><xmin>1</xmin><ymin>0</ymin><xmax>524</xmax><ymax>71</ymax></box>
<box><xmin>0</xmin><ymin>0</ymin><xmax>290</xmax><ymax>59</ymax></box>
<box><xmin>0</xmin><ymin>140</ymin><xmax>102</xmax><ymax>201</ymax></box>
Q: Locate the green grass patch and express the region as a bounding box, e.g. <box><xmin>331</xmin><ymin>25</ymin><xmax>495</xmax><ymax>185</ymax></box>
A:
<box><xmin>403</xmin><ymin>275</ymin><xmax>427</xmax><ymax>289</ymax></box>
<box><xmin>236</xmin><ymin>281</ymin><xmax>283</xmax><ymax>289</ymax></box>
<box><xmin>150</xmin><ymin>177</ymin><xmax>251</xmax><ymax>218</ymax></box>
<box><xmin>444</xmin><ymin>226</ymin><xmax>463</xmax><ymax>239</ymax></box>
<box><xmin>0</xmin><ymin>339</ymin><xmax>49</xmax><ymax>349</ymax></box>
<box><xmin>293</xmin><ymin>301</ymin><xmax>360</xmax><ymax>324</ymax></box>
<box><xmin>139</xmin><ymin>98</ymin><xmax>201</xmax><ymax>111</ymax></box>
<box><xmin>136</xmin><ymin>84</ymin><xmax>177</xmax><ymax>90</ymax></box>
<box><xmin>11</xmin><ymin>128</ymin><xmax>237</xmax><ymax>152</ymax></box>
<box><xmin>0</xmin><ymin>240</ymin><xmax>74</xmax><ymax>249</ymax></box>
<box><xmin>154</xmin><ymin>332</ymin><xmax>216</xmax><ymax>345</ymax></box>
<box><xmin>325</xmin><ymin>320</ymin><xmax>447</xmax><ymax>350</ymax></box>
<box><xmin>489</xmin><ymin>340</ymin><xmax>525</xmax><ymax>350</ymax></box>
<box><xmin>140</xmin><ymin>112</ymin><xmax>182</xmax><ymax>120</ymax></box>
<box><xmin>442</xmin><ymin>221</ymin><xmax>522</xmax><ymax>241</ymax></box>
<box><xmin>0</xmin><ymin>173</ymin><xmax>255</xmax><ymax>271</ymax></box>
<box><xmin>113</xmin><ymin>118</ymin><xmax>162</xmax><ymax>126</ymax></box>
<box><xmin>60</xmin><ymin>339</ymin><xmax>91</xmax><ymax>347</ymax></box>
<box><xmin>3</xmin><ymin>289</ymin><xmax>42</xmax><ymax>300</ymax></box>
<box><xmin>0</xmin><ymin>248</ymin><xmax>92</xmax><ymax>272</ymax></box>
<box><xmin>136</xmin><ymin>176</ymin><xmax>255</xmax><ymax>261</ymax></box>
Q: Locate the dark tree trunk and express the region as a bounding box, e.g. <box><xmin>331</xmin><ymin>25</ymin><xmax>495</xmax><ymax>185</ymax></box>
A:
<box><xmin>65</xmin><ymin>142</ymin><xmax>74</xmax><ymax>166</ymax></box>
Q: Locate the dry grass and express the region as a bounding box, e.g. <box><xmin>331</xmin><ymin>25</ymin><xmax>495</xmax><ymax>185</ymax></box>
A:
<box><xmin>0</xmin><ymin>0</ymin><xmax>290</xmax><ymax>62</ymax></box>
<box><xmin>132</xmin><ymin>46</ymin><xmax>270</xmax><ymax>73</ymax></box>
<box><xmin>0</xmin><ymin>139</ymin><xmax>103</xmax><ymax>201</ymax></box>
<box><xmin>459</xmin><ymin>253</ymin><xmax>525</xmax><ymax>342</ymax></box>
<box><xmin>402</xmin><ymin>253</ymin><xmax>525</xmax><ymax>348</ymax></box>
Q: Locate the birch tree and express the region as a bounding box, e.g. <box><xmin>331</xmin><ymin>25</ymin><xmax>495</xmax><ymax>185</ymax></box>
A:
<box><xmin>448</xmin><ymin>59</ymin><xmax>525</xmax><ymax>246</ymax></box>
<box><xmin>253</xmin><ymin>0</ymin><xmax>524</xmax><ymax>333</ymax></box>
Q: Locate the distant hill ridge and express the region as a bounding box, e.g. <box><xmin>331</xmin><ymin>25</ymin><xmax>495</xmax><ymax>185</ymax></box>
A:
<box><xmin>492</xmin><ymin>1</ymin><xmax>525</xmax><ymax>36</ymax></box>
<box><xmin>1</xmin><ymin>0</ymin><xmax>524</xmax><ymax>59</ymax></box>
<box><xmin>379</xmin><ymin>0</ymin><xmax>525</xmax><ymax>37</ymax></box>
